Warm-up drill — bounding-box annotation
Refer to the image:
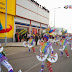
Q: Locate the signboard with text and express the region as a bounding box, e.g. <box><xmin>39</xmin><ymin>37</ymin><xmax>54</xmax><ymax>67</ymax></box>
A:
<box><xmin>0</xmin><ymin>0</ymin><xmax>6</xmax><ymax>12</ymax></box>
<box><xmin>0</xmin><ymin>0</ymin><xmax>16</xmax><ymax>16</ymax></box>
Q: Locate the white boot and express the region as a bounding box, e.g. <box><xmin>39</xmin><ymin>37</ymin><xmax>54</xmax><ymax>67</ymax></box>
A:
<box><xmin>18</xmin><ymin>69</ymin><xmax>22</xmax><ymax>72</ymax></box>
<box><xmin>71</xmin><ymin>48</ymin><xmax>72</xmax><ymax>50</ymax></box>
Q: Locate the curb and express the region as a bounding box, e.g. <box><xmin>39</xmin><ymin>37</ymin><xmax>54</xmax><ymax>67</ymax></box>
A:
<box><xmin>2</xmin><ymin>40</ymin><xmax>60</xmax><ymax>47</ymax></box>
<box><xmin>3</xmin><ymin>45</ymin><xmax>40</xmax><ymax>47</ymax></box>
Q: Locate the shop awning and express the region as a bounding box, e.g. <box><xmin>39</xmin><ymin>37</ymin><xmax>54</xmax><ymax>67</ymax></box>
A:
<box><xmin>15</xmin><ymin>22</ymin><xmax>40</xmax><ymax>28</ymax></box>
<box><xmin>31</xmin><ymin>25</ymin><xmax>40</xmax><ymax>28</ymax></box>
<box><xmin>15</xmin><ymin>22</ymin><xmax>30</xmax><ymax>26</ymax></box>
<box><xmin>41</xmin><ymin>27</ymin><xmax>46</xmax><ymax>29</ymax></box>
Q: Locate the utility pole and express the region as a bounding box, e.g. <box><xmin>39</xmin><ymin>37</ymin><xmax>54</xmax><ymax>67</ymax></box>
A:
<box><xmin>5</xmin><ymin>0</ymin><xmax>7</xmax><ymax>46</ymax></box>
<box><xmin>54</xmin><ymin>7</ymin><xmax>61</xmax><ymax>35</ymax></box>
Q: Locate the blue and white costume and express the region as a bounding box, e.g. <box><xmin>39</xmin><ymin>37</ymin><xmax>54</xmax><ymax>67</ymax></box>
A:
<box><xmin>0</xmin><ymin>43</ymin><xmax>13</xmax><ymax>72</ymax></box>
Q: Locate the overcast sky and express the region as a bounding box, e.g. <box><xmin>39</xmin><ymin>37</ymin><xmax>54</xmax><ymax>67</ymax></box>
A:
<box><xmin>35</xmin><ymin>0</ymin><xmax>72</xmax><ymax>33</ymax></box>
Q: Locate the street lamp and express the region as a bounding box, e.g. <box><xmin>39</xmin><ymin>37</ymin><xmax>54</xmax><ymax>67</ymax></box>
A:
<box><xmin>54</xmin><ymin>7</ymin><xmax>61</xmax><ymax>35</ymax></box>
<box><xmin>5</xmin><ymin>0</ymin><xmax>7</xmax><ymax>46</ymax></box>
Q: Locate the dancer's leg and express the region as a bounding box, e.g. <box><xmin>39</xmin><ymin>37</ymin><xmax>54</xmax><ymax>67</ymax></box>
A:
<box><xmin>46</xmin><ymin>61</ymin><xmax>53</xmax><ymax>72</ymax></box>
<box><xmin>1</xmin><ymin>60</ymin><xmax>13</xmax><ymax>72</ymax></box>
<box><xmin>0</xmin><ymin>64</ymin><xmax>1</xmax><ymax>72</ymax></box>
<box><xmin>32</xmin><ymin>47</ymin><xmax>36</xmax><ymax>53</ymax></box>
<box><xmin>60</xmin><ymin>51</ymin><xmax>63</xmax><ymax>56</ymax></box>
<box><xmin>40</xmin><ymin>61</ymin><xmax>45</xmax><ymax>72</ymax></box>
<box><xmin>28</xmin><ymin>47</ymin><xmax>30</xmax><ymax>52</ymax></box>
<box><xmin>64</xmin><ymin>49</ymin><xmax>69</xmax><ymax>58</ymax></box>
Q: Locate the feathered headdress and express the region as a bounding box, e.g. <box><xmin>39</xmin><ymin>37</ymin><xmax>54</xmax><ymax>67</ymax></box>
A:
<box><xmin>31</xmin><ymin>30</ymin><xmax>35</xmax><ymax>37</ymax></box>
<box><xmin>62</xmin><ymin>29</ymin><xmax>67</xmax><ymax>35</ymax></box>
<box><xmin>43</xmin><ymin>35</ymin><xmax>49</xmax><ymax>41</ymax></box>
<box><xmin>46</xmin><ymin>26</ymin><xmax>56</xmax><ymax>35</ymax></box>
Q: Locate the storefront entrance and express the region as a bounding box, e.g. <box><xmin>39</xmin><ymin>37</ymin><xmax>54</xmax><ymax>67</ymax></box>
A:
<box><xmin>15</xmin><ymin>25</ymin><xmax>29</xmax><ymax>42</ymax></box>
<box><xmin>16</xmin><ymin>26</ymin><xmax>28</xmax><ymax>33</ymax></box>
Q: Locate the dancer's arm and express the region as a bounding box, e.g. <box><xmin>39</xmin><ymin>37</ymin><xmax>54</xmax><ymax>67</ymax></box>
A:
<box><xmin>50</xmin><ymin>45</ymin><xmax>54</xmax><ymax>55</ymax></box>
<box><xmin>63</xmin><ymin>45</ymin><xmax>65</xmax><ymax>50</ymax></box>
<box><xmin>39</xmin><ymin>46</ymin><xmax>43</xmax><ymax>55</ymax></box>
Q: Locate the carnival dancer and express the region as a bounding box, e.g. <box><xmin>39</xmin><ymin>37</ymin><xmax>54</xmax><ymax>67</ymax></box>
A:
<box><xmin>53</xmin><ymin>35</ymin><xmax>58</xmax><ymax>46</ymax></box>
<box><xmin>39</xmin><ymin>35</ymin><xmax>54</xmax><ymax>72</ymax></box>
<box><xmin>69</xmin><ymin>35</ymin><xmax>72</xmax><ymax>50</ymax></box>
<box><xmin>0</xmin><ymin>43</ymin><xmax>13</xmax><ymax>72</ymax></box>
<box><xmin>28</xmin><ymin>36</ymin><xmax>36</xmax><ymax>53</ymax></box>
<box><xmin>65</xmin><ymin>34</ymin><xmax>71</xmax><ymax>48</ymax></box>
<box><xmin>59</xmin><ymin>36</ymin><xmax>69</xmax><ymax>58</ymax></box>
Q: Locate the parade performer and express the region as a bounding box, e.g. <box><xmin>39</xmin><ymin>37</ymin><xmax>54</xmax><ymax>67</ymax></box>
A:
<box><xmin>59</xmin><ymin>36</ymin><xmax>69</xmax><ymax>58</ymax></box>
<box><xmin>36</xmin><ymin>26</ymin><xmax>58</xmax><ymax>72</ymax></box>
<box><xmin>39</xmin><ymin>35</ymin><xmax>54</xmax><ymax>72</ymax></box>
<box><xmin>65</xmin><ymin>34</ymin><xmax>71</xmax><ymax>47</ymax></box>
<box><xmin>23</xmin><ymin>40</ymin><xmax>28</xmax><ymax>47</ymax></box>
<box><xmin>0</xmin><ymin>43</ymin><xmax>13</xmax><ymax>72</ymax></box>
<box><xmin>53</xmin><ymin>35</ymin><xmax>58</xmax><ymax>46</ymax></box>
<box><xmin>70</xmin><ymin>35</ymin><xmax>72</xmax><ymax>50</ymax></box>
<box><xmin>0</xmin><ymin>20</ymin><xmax>13</xmax><ymax>72</ymax></box>
<box><xmin>28</xmin><ymin>36</ymin><xmax>36</xmax><ymax>53</ymax></box>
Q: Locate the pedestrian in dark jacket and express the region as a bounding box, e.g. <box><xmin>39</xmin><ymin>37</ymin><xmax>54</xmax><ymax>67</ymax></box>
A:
<box><xmin>35</xmin><ymin>34</ymin><xmax>38</xmax><ymax>45</ymax></box>
<box><xmin>27</xmin><ymin>32</ymin><xmax>30</xmax><ymax>41</ymax></box>
<box><xmin>19</xmin><ymin>34</ymin><xmax>22</xmax><ymax>42</ymax></box>
<box><xmin>15</xmin><ymin>32</ymin><xmax>18</xmax><ymax>42</ymax></box>
<box><xmin>39</xmin><ymin>35</ymin><xmax>41</xmax><ymax>40</ymax></box>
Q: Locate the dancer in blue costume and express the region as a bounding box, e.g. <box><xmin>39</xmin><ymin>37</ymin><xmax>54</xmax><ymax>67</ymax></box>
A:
<box><xmin>0</xmin><ymin>43</ymin><xmax>13</xmax><ymax>72</ymax></box>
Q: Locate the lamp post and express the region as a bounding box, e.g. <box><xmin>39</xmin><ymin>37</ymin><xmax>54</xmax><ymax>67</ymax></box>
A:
<box><xmin>54</xmin><ymin>7</ymin><xmax>61</xmax><ymax>35</ymax></box>
<box><xmin>5</xmin><ymin>0</ymin><xmax>7</xmax><ymax>46</ymax></box>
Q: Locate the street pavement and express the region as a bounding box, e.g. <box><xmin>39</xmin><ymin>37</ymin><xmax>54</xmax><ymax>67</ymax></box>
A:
<box><xmin>2</xmin><ymin>43</ymin><xmax>72</xmax><ymax>72</ymax></box>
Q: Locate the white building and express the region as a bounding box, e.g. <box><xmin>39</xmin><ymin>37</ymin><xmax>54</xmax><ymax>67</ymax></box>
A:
<box><xmin>15</xmin><ymin>0</ymin><xmax>49</xmax><ymax>35</ymax></box>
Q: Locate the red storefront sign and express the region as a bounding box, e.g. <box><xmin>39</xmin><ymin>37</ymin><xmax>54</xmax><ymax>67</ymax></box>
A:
<box><xmin>33</xmin><ymin>28</ymin><xmax>37</xmax><ymax>35</ymax></box>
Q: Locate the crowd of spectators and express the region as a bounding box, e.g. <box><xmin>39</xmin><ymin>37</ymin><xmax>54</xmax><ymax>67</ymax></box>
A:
<box><xmin>15</xmin><ymin>32</ymin><xmax>43</xmax><ymax>43</ymax></box>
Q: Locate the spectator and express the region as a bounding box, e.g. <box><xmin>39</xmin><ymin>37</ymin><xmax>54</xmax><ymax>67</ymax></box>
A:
<box><xmin>17</xmin><ymin>32</ymin><xmax>19</xmax><ymax>42</ymax></box>
<box><xmin>39</xmin><ymin>34</ymin><xmax>41</xmax><ymax>40</ymax></box>
<box><xmin>24</xmin><ymin>33</ymin><xmax>27</xmax><ymax>41</ymax></box>
<box><xmin>19</xmin><ymin>34</ymin><xmax>22</xmax><ymax>42</ymax></box>
<box><xmin>35</xmin><ymin>34</ymin><xmax>38</xmax><ymax>45</ymax></box>
<box><xmin>27</xmin><ymin>32</ymin><xmax>30</xmax><ymax>41</ymax></box>
<box><xmin>41</xmin><ymin>34</ymin><xmax>43</xmax><ymax>39</ymax></box>
<box><xmin>15</xmin><ymin>32</ymin><xmax>18</xmax><ymax>42</ymax></box>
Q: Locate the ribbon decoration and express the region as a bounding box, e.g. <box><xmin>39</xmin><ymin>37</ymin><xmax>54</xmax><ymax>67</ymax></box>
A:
<box><xmin>42</xmin><ymin>43</ymin><xmax>52</xmax><ymax>54</ymax></box>
<box><xmin>62</xmin><ymin>30</ymin><xmax>67</xmax><ymax>35</ymax></box>
<box><xmin>46</xmin><ymin>26</ymin><xmax>56</xmax><ymax>35</ymax></box>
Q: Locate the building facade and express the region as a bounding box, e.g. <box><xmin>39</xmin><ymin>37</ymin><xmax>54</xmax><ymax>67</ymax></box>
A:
<box><xmin>0</xmin><ymin>0</ymin><xmax>49</xmax><ymax>42</ymax></box>
<box><xmin>0</xmin><ymin>0</ymin><xmax>16</xmax><ymax>43</ymax></box>
<box><xmin>15</xmin><ymin>0</ymin><xmax>49</xmax><ymax>35</ymax></box>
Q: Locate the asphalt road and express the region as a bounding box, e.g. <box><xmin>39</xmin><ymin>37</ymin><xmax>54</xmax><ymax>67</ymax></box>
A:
<box><xmin>2</xmin><ymin>43</ymin><xmax>72</xmax><ymax>72</ymax></box>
